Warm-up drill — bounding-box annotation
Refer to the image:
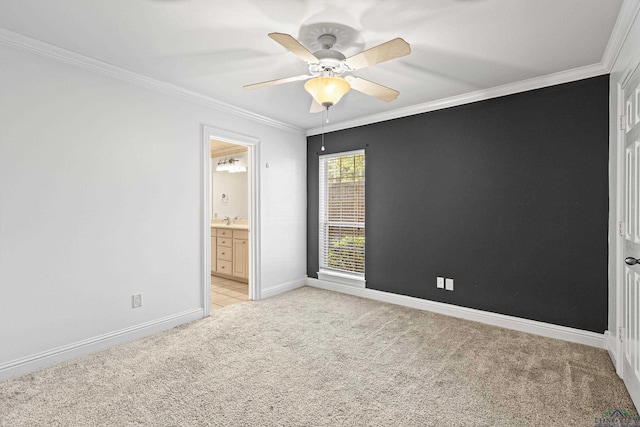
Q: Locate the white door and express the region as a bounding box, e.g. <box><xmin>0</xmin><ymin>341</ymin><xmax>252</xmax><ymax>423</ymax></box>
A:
<box><xmin>622</xmin><ymin>61</ymin><xmax>640</xmax><ymax>405</ymax></box>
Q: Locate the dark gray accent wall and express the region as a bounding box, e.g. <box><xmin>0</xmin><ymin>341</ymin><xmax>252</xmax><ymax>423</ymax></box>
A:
<box><xmin>307</xmin><ymin>75</ymin><xmax>609</xmax><ymax>333</ymax></box>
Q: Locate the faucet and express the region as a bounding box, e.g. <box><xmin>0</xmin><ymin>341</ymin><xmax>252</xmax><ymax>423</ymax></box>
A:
<box><xmin>223</xmin><ymin>216</ymin><xmax>231</xmax><ymax>225</ymax></box>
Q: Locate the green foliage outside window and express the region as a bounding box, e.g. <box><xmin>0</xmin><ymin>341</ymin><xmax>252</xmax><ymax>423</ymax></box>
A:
<box><xmin>327</xmin><ymin>154</ymin><xmax>365</xmax><ymax>183</ymax></box>
<box><xmin>327</xmin><ymin>235</ymin><xmax>365</xmax><ymax>274</ymax></box>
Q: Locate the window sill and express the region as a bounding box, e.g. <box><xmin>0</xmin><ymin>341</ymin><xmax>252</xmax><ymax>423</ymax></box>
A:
<box><xmin>317</xmin><ymin>270</ymin><xmax>366</xmax><ymax>288</ymax></box>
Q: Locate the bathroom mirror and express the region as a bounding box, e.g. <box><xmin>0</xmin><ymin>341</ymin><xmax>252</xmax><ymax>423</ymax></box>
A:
<box><xmin>210</xmin><ymin>142</ymin><xmax>249</xmax><ymax>221</ymax></box>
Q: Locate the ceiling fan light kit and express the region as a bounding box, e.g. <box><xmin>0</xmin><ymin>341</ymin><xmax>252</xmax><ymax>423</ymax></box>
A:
<box><xmin>243</xmin><ymin>28</ymin><xmax>411</xmax><ymax>112</ymax></box>
<box><xmin>304</xmin><ymin>76</ymin><xmax>351</xmax><ymax>108</ymax></box>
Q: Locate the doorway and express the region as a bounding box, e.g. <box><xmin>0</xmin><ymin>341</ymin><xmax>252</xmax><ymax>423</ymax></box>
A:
<box><xmin>201</xmin><ymin>125</ymin><xmax>260</xmax><ymax>317</ymax></box>
<box><xmin>210</xmin><ymin>139</ymin><xmax>250</xmax><ymax>310</ymax></box>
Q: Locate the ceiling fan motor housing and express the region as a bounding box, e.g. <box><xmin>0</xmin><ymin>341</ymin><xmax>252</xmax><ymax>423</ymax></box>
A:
<box><xmin>310</xmin><ymin>49</ymin><xmax>347</xmax><ymax>76</ymax></box>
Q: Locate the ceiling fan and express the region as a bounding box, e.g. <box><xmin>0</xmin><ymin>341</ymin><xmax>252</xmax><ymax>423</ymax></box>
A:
<box><xmin>243</xmin><ymin>32</ymin><xmax>411</xmax><ymax>113</ymax></box>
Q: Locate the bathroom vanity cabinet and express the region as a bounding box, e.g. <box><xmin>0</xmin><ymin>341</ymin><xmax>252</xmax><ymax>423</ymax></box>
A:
<box><xmin>211</xmin><ymin>226</ymin><xmax>248</xmax><ymax>282</ymax></box>
<box><xmin>232</xmin><ymin>229</ymin><xmax>248</xmax><ymax>279</ymax></box>
<box><xmin>210</xmin><ymin>228</ymin><xmax>217</xmax><ymax>273</ymax></box>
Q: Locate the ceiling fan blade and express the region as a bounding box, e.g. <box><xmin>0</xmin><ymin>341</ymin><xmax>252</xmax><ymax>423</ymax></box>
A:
<box><xmin>345</xmin><ymin>76</ymin><xmax>399</xmax><ymax>102</ymax></box>
<box><xmin>310</xmin><ymin>99</ymin><xmax>325</xmax><ymax>113</ymax></box>
<box><xmin>344</xmin><ymin>38</ymin><xmax>411</xmax><ymax>71</ymax></box>
<box><xmin>268</xmin><ymin>32</ymin><xmax>318</xmax><ymax>64</ymax></box>
<box><xmin>243</xmin><ymin>74</ymin><xmax>311</xmax><ymax>90</ymax></box>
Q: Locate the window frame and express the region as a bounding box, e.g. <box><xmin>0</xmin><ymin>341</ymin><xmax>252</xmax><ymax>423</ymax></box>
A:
<box><xmin>318</xmin><ymin>149</ymin><xmax>366</xmax><ymax>288</ymax></box>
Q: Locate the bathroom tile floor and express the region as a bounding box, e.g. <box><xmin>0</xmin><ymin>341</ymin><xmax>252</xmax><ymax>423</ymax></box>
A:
<box><xmin>211</xmin><ymin>275</ymin><xmax>248</xmax><ymax>311</ymax></box>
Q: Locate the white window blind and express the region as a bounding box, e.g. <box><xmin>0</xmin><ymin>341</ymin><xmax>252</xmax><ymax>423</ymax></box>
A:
<box><xmin>319</xmin><ymin>150</ymin><xmax>365</xmax><ymax>278</ymax></box>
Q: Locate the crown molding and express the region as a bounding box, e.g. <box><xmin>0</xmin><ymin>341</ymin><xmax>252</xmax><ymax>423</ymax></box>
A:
<box><xmin>0</xmin><ymin>24</ymin><xmax>623</xmax><ymax>138</ymax></box>
<box><xmin>307</xmin><ymin>63</ymin><xmax>609</xmax><ymax>136</ymax></box>
<box><xmin>307</xmin><ymin>1</ymin><xmax>637</xmax><ymax>136</ymax></box>
<box><xmin>0</xmin><ymin>28</ymin><xmax>303</xmax><ymax>135</ymax></box>
<box><xmin>602</xmin><ymin>0</ymin><xmax>640</xmax><ymax>72</ymax></box>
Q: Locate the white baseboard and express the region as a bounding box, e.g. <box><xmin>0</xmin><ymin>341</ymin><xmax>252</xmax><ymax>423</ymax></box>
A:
<box><xmin>605</xmin><ymin>330</ymin><xmax>623</xmax><ymax>376</ymax></box>
<box><xmin>260</xmin><ymin>278</ymin><xmax>306</xmax><ymax>299</ymax></box>
<box><xmin>306</xmin><ymin>277</ymin><xmax>605</xmax><ymax>348</ymax></box>
<box><xmin>0</xmin><ymin>308</ymin><xmax>203</xmax><ymax>382</ymax></box>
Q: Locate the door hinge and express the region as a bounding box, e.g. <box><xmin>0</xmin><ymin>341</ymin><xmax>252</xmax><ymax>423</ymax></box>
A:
<box><xmin>619</xmin><ymin>221</ymin><xmax>626</xmax><ymax>236</ymax></box>
<box><xmin>620</xmin><ymin>327</ymin><xmax>625</xmax><ymax>342</ymax></box>
<box><xmin>620</xmin><ymin>115</ymin><xmax>627</xmax><ymax>131</ymax></box>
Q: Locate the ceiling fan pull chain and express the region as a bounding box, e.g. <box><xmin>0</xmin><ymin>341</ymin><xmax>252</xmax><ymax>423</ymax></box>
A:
<box><xmin>321</xmin><ymin>108</ymin><xmax>326</xmax><ymax>152</ymax></box>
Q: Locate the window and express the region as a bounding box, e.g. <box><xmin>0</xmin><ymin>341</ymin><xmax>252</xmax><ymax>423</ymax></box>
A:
<box><xmin>318</xmin><ymin>150</ymin><xmax>365</xmax><ymax>286</ymax></box>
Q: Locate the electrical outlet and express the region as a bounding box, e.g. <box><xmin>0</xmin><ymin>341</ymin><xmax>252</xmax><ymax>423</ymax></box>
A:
<box><xmin>132</xmin><ymin>294</ymin><xmax>143</xmax><ymax>308</ymax></box>
<box><xmin>437</xmin><ymin>277</ymin><xmax>445</xmax><ymax>289</ymax></box>
<box><xmin>445</xmin><ymin>278</ymin><xmax>454</xmax><ymax>291</ymax></box>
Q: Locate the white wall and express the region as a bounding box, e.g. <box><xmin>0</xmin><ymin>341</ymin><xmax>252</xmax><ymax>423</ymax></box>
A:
<box><xmin>0</xmin><ymin>40</ymin><xmax>307</xmax><ymax>378</ymax></box>
<box><xmin>608</xmin><ymin>6</ymin><xmax>640</xmax><ymax>366</ymax></box>
<box><xmin>211</xmin><ymin>155</ymin><xmax>249</xmax><ymax>220</ymax></box>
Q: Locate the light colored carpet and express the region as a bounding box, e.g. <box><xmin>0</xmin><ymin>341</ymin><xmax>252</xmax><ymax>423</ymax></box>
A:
<box><xmin>0</xmin><ymin>286</ymin><xmax>635</xmax><ymax>426</ymax></box>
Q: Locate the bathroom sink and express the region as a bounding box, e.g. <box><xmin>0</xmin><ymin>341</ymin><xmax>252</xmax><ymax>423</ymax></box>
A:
<box><xmin>210</xmin><ymin>220</ymin><xmax>249</xmax><ymax>230</ymax></box>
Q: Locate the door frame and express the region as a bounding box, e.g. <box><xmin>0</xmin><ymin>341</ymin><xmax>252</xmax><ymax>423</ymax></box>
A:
<box><xmin>201</xmin><ymin>125</ymin><xmax>261</xmax><ymax>317</ymax></box>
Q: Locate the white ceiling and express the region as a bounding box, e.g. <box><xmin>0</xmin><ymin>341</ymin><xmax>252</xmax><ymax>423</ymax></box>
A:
<box><xmin>0</xmin><ymin>0</ymin><xmax>626</xmax><ymax>131</ymax></box>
